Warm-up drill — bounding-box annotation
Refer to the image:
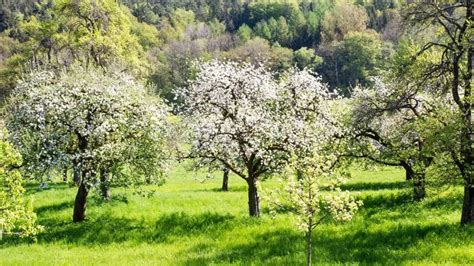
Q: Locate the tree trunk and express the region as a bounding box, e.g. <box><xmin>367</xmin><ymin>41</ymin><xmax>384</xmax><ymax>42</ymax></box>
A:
<box><xmin>222</xmin><ymin>168</ymin><xmax>229</xmax><ymax>192</ymax></box>
<box><xmin>306</xmin><ymin>220</ymin><xmax>313</xmax><ymax>266</ymax></box>
<box><xmin>100</xmin><ymin>169</ymin><xmax>111</xmax><ymax>201</ymax></box>
<box><xmin>413</xmin><ymin>173</ymin><xmax>426</xmax><ymax>201</ymax></box>
<box><xmin>73</xmin><ymin>181</ymin><xmax>89</xmax><ymax>223</ymax></box>
<box><xmin>247</xmin><ymin>178</ymin><xmax>260</xmax><ymax>217</ymax></box>
<box><xmin>461</xmin><ymin>185</ymin><xmax>474</xmax><ymax>225</ymax></box>
<box><xmin>460</xmin><ymin>18</ymin><xmax>473</xmax><ymax>224</ymax></box>
<box><xmin>401</xmin><ymin>161</ymin><xmax>412</xmax><ymax>181</ymax></box>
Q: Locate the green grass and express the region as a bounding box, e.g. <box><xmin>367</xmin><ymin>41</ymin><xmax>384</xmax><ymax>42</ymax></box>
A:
<box><xmin>1</xmin><ymin>165</ymin><xmax>473</xmax><ymax>265</ymax></box>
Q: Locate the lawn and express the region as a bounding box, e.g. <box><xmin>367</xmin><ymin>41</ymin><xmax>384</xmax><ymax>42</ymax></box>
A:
<box><xmin>1</xmin><ymin>165</ymin><xmax>473</xmax><ymax>265</ymax></box>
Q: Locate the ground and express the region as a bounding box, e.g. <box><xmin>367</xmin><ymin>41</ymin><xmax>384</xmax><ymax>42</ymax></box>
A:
<box><xmin>1</xmin><ymin>165</ymin><xmax>473</xmax><ymax>265</ymax></box>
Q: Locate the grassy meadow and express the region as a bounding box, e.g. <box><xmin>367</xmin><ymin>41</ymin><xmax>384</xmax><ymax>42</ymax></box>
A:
<box><xmin>1</xmin><ymin>165</ymin><xmax>473</xmax><ymax>265</ymax></box>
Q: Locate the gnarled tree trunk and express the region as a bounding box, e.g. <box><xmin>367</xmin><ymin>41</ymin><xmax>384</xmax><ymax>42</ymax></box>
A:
<box><xmin>73</xmin><ymin>181</ymin><xmax>89</xmax><ymax>223</ymax></box>
<box><xmin>401</xmin><ymin>161</ymin><xmax>412</xmax><ymax>181</ymax></box>
<box><xmin>247</xmin><ymin>177</ymin><xmax>260</xmax><ymax>217</ymax></box>
<box><xmin>401</xmin><ymin>162</ymin><xmax>426</xmax><ymax>201</ymax></box>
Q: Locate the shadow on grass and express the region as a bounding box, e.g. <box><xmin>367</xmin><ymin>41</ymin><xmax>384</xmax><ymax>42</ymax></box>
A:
<box><xmin>361</xmin><ymin>192</ymin><xmax>413</xmax><ymax>209</ymax></box>
<box><xmin>208</xmin><ymin>185</ymin><xmax>248</xmax><ymax>193</ymax></box>
<box><xmin>35</xmin><ymin>201</ymin><xmax>72</xmax><ymax>214</ymax></box>
<box><xmin>183</xmin><ymin>222</ymin><xmax>472</xmax><ymax>265</ymax></box>
<box><xmin>341</xmin><ymin>181</ymin><xmax>409</xmax><ymax>191</ymax></box>
<box><xmin>0</xmin><ymin>211</ymin><xmax>236</xmax><ymax>247</ymax></box>
<box><xmin>185</xmin><ymin>229</ymin><xmax>302</xmax><ymax>265</ymax></box>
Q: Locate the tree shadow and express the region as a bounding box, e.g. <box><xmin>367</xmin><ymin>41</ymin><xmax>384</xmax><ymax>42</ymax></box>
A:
<box><xmin>35</xmin><ymin>201</ymin><xmax>72</xmax><ymax>214</ymax></box>
<box><xmin>0</xmin><ymin>211</ymin><xmax>236</xmax><ymax>247</ymax></box>
<box><xmin>208</xmin><ymin>185</ymin><xmax>248</xmax><ymax>192</ymax></box>
<box><xmin>182</xmin><ymin>222</ymin><xmax>472</xmax><ymax>265</ymax></box>
<box><xmin>314</xmin><ymin>222</ymin><xmax>469</xmax><ymax>264</ymax></box>
<box><xmin>341</xmin><ymin>181</ymin><xmax>409</xmax><ymax>191</ymax></box>
<box><xmin>360</xmin><ymin>192</ymin><xmax>413</xmax><ymax>209</ymax></box>
<box><xmin>182</xmin><ymin>228</ymin><xmax>301</xmax><ymax>265</ymax></box>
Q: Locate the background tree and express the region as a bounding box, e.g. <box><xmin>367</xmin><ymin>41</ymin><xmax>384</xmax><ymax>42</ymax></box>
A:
<box><xmin>333</xmin><ymin>31</ymin><xmax>384</xmax><ymax>89</ymax></box>
<box><xmin>320</xmin><ymin>0</ymin><xmax>368</xmax><ymax>45</ymax></box>
<box><xmin>347</xmin><ymin>78</ymin><xmax>458</xmax><ymax>201</ymax></box>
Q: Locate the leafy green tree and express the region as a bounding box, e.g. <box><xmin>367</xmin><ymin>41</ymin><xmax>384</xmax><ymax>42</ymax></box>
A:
<box><xmin>402</xmin><ymin>1</ymin><xmax>473</xmax><ymax>225</ymax></box>
<box><xmin>0</xmin><ymin>0</ymin><xmax>159</xmax><ymax>99</ymax></box>
<box><xmin>54</xmin><ymin>0</ymin><xmax>151</xmax><ymax>73</ymax></box>
<box><xmin>294</xmin><ymin>47</ymin><xmax>323</xmax><ymax>70</ymax></box>
<box><xmin>320</xmin><ymin>0</ymin><xmax>368</xmax><ymax>45</ymax></box>
<box><xmin>276</xmin><ymin>16</ymin><xmax>291</xmax><ymax>46</ymax></box>
<box><xmin>254</xmin><ymin>20</ymin><xmax>272</xmax><ymax>40</ymax></box>
<box><xmin>334</xmin><ymin>31</ymin><xmax>383</xmax><ymax>88</ymax></box>
<box><xmin>236</xmin><ymin>23</ymin><xmax>253</xmax><ymax>43</ymax></box>
<box><xmin>0</xmin><ymin>139</ymin><xmax>42</xmax><ymax>239</ymax></box>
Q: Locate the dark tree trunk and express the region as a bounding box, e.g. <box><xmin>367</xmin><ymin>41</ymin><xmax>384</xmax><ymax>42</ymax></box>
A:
<box><xmin>222</xmin><ymin>168</ymin><xmax>229</xmax><ymax>192</ymax></box>
<box><xmin>401</xmin><ymin>162</ymin><xmax>425</xmax><ymax>200</ymax></box>
<box><xmin>247</xmin><ymin>178</ymin><xmax>260</xmax><ymax>217</ymax></box>
<box><xmin>459</xmin><ymin>0</ymin><xmax>473</xmax><ymax>225</ymax></box>
<box><xmin>73</xmin><ymin>181</ymin><xmax>89</xmax><ymax>223</ymax></box>
<box><xmin>401</xmin><ymin>161</ymin><xmax>412</xmax><ymax>181</ymax></box>
<box><xmin>413</xmin><ymin>173</ymin><xmax>426</xmax><ymax>201</ymax></box>
<box><xmin>406</xmin><ymin>171</ymin><xmax>412</xmax><ymax>181</ymax></box>
<box><xmin>461</xmin><ymin>185</ymin><xmax>474</xmax><ymax>225</ymax></box>
<box><xmin>100</xmin><ymin>169</ymin><xmax>111</xmax><ymax>201</ymax></box>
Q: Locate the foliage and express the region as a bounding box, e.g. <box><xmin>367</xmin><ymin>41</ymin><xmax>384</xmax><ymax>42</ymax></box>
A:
<box><xmin>0</xmin><ymin>139</ymin><xmax>42</xmax><ymax>240</ymax></box>
<box><xmin>320</xmin><ymin>0</ymin><xmax>368</xmax><ymax>45</ymax></box>
<box><xmin>333</xmin><ymin>31</ymin><xmax>384</xmax><ymax>88</ymax></box>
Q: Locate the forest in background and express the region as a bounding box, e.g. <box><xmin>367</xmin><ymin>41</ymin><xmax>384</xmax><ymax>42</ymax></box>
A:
<box><xmin>1</xmin><ymin>0</ymin><xmax>406</xmax><ymax>101</ymax></box>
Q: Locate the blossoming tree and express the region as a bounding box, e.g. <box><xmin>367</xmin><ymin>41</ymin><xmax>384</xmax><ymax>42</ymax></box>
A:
<box><xmin>347</xmin><ymin>78</ymin><xmax>459</xmax><ymax>201</ymax></box>
<box><xmin>7</xmin><ymin>67</ymin><xmax>169</xmax><ymax>222</ymax></box>
<box><xmin>181</xmin><ymin>60</ymin><xmax>337</xmax><ymax>217</ymax></box>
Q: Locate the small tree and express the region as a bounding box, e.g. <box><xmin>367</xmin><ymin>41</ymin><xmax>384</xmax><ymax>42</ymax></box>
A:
<box><xmin>266</xmin><ymin>154</ymin><xmax>362</xmax><ymax>266</ymax></box>
<box><xmin>0</xmin><ymin>139</ymin><xmax>43</xmax><ymax>240</ymax></box>
<box><xmin>181</xmin><ymin>60</ymin><xmax>336</xmax><ymax>217</ymax></box>
<box><xmin>7</xmin><ymin>67</ymin><xmax>169</xmax><ymax>222</ymax></box>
